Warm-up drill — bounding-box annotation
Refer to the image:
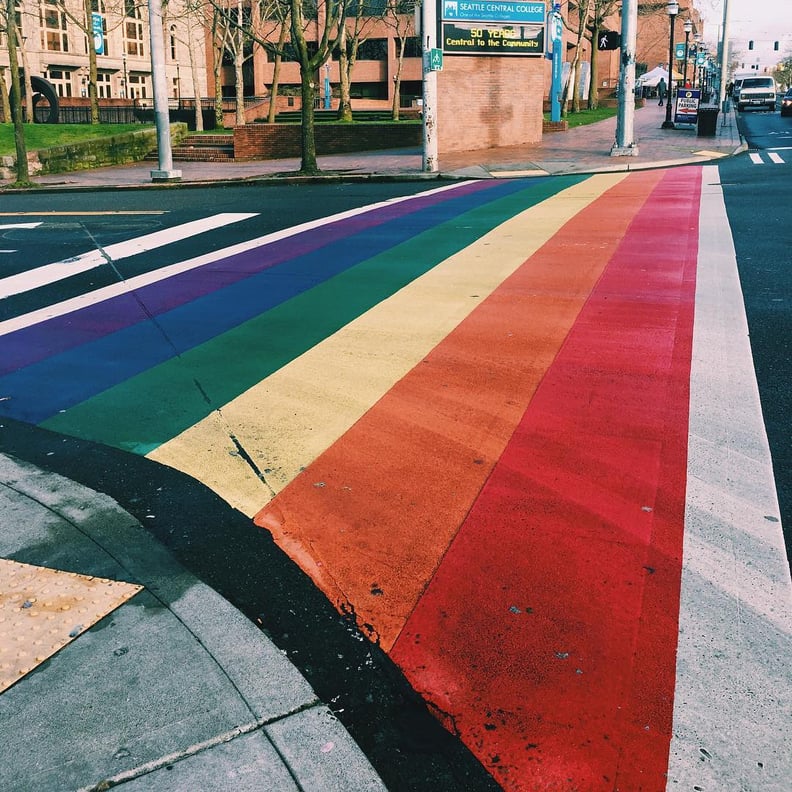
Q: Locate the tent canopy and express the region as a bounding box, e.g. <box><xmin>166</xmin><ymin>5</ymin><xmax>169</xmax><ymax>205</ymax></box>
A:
<box><xmin>638</xmin><ymin>66</ymin><xmax>684</xmax><ymax>87</ymax></box>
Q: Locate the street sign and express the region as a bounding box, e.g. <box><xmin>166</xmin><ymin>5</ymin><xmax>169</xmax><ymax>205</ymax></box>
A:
<box><xmin>441</xmin><ymin>0</ymin><xmax>546</xmax><ymax>24</ymax></box>
<box><xmin>428</xmin><ymin>47</ymin><xmax>444</xmax><ymax>71</ymax></box>
<box><xmin>92</xmin><ymin>12</ymin><xmax>104</xmax><ymax>55</ymax></box>
<box><xmin>675</xmin><ymin>42</ymin><xmax>686</xmax><ymax>61</ymax></box>
<box><xmin>674</xmin><ymin>88</ymin><xmax>701</xmax><ymax>125</ymax></box>
<box><xmin>442</xmin><ymin>22</ymin><xmax>544</xmax><ymax>56</ymax></box>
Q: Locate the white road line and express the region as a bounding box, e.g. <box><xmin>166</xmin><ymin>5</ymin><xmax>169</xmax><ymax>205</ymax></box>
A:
<box><xmin>768</xmin><ymin>152</ymin><xmax>784</xmax><ymax>164</ymax></box>
<box><xmin>666</xmin><ymin>165</ymin><xmax>792</xmax><ymax>790</ymax></box>
<box><xmin>0</xmin><ymin>181</ymin><xmax>475</xmax><ymax>337</ymax></box>
<box><xmin>0</xmin><ymin>223</ymin><xmax>43</xmax><ymax>230</ymax></box>
<box><xmin>749</xmin><ymin>152</ymin><xmax>764</xmax><ymax>164</ymax></box>
<box><xmin>0</xmin><ymin>213</ymin><xmax>257</xmax><ymax>299</ymax></box>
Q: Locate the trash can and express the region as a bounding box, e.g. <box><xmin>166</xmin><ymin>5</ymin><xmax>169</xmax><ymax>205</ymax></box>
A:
<box><xmin>697</xmin><ymin>106</ymin><xmax>719</xmax><ymax>136</ymax></box>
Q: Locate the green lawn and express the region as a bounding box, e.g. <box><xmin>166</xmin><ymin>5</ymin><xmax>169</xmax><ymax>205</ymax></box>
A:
<box><xmin>0</xmin><ymin>123</ymin><xmax>152</xmax><ymax>156</ymax></box>
<box><xmin>544</xmin><ymin>107</ymin><xmax>619</xmax><ymax>128</ymax></box>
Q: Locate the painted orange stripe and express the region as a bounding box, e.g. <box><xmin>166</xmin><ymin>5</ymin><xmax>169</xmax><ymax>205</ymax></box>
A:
<box><xmin>255</xmin><ymin>170</ymin><xmax>665</xmax><ymax>652</ymax></box>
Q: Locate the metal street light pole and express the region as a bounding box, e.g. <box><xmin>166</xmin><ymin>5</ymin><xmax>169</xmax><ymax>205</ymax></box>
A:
<box><xmin>683</xmin><ymin>19</ymin><xmax>692</xmax><ymax>87</ymax></box>
<box><xmin>718</xmin><ymin>0</ymin><xmax>732</xmax><ymax>109</ymax></box>
<box><xmin>662</xmin><ymin>0</ymin><xmax>679</xmax><ymax>129</ymax></box>
<box><xmin>147</xmin><ymin>0</ymin><xmax>181</xmax><ymax>182</ymax></box>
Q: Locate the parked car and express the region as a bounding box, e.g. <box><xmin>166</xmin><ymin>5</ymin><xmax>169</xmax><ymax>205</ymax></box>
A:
<box><xmin>737</xmin><ymin>76</ymin><xmax>777</xmax><ymax>112</ymax></box>
<box><xmin>781</xmin><ymin>87</ymin><xmax>792</xmax><ymax>117</ymax></box>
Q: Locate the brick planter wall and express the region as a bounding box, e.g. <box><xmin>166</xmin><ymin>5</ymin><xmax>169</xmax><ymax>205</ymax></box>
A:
<box><xmin>233</xmin><ymin>122</ymin><xmax>422</xmax><ymax>160</ymax></box>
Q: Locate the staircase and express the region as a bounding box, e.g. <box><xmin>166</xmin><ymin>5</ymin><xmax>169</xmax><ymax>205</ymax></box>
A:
<box><xmin>146</xmin><ymin>134</ymin><xmax>234</xmax><ymax>162</ymax></box>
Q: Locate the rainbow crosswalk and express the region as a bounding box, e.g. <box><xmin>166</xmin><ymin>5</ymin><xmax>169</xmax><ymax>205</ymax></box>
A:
<box><xmin>1</xmin><ymin>168</ymin><xmax>789</xmax><ymax>791</ymax></box>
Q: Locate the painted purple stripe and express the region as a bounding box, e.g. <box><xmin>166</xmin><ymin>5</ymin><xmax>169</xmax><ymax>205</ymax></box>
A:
<box><xmin>0</xmin><ymin>181</ymin><xmax>498</xmax><ymax>376</ymax></box>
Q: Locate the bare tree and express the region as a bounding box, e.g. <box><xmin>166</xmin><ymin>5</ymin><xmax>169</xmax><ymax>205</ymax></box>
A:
<box><xmin>587</xmin><ymin>0</ymin><xmax>619</xmax><ymax>109</ymax></box>
<box><xmin>289</xmin><ymin>0</ymin><xmax>346</xmax><ymax>171</ymax></box>
<box><xmin>562</xmin><ymin>0</ymin><xmax>593</xmax><ymax>114</ymax></box>
<box><xmin>3</xmin><ymin>0</ymin><xmax>29</xmax><ymax>182</ymax></box>
<box><xmin>335</xmin><ymin>0</ymin><xmax>384</xmax><ymax>121</ymax></box>
<box><xmin>207</xmin><ymin>0</ymin><xmax>346</xmax><ymax>172</ymax></box>
<box><xmin>382</xmin><ymin>0</ymin><xmax>413</xmax><ymax>121</ymax></box>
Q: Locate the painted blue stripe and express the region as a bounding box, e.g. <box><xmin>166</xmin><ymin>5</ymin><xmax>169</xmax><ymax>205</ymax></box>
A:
<box><xmin>0</xmin><ymin>179</ymin><xmax>542</xmax><ymax>424</ymax></box>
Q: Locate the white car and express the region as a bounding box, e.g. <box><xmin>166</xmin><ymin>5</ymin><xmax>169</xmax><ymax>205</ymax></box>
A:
<box><xmin>737</xmin><ymin>76</ymin><xmax>777</xmax><ymax>112</ymax></box>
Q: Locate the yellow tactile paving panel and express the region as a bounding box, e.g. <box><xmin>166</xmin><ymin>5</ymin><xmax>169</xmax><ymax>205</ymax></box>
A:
<box><xmin>0</xmin><ymin>559</ymin><xmax>142</xmax><ymax>692</ymax></box>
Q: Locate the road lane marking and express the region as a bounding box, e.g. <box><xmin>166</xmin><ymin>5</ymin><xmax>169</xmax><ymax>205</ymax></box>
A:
<box><xmin>0</xmin><ymin>223</ymin><xmax>43</xmax><ymax>230</ymax></box>
<box><xmin>0</xmin><ymin>182</ymin><xmax>473</xmax><ymax>336</ymax></box>
<box><xmin>666</xmin><ymin>165</ymin><xmax>792</xmax><ymax>790</ymax></box>
<box><xmin>749</xmin><ymin>152</ymin><xmax>764</xmax><ymax>164</ymax></box>
<box><xmin>0</xmin><ymin>211</ymin><xmax>166</xmax><ymax>216</ymax></box>
<box><xmin>0</xmin><ymin>213</ymin><xmax>258</xmax><ymax>299</ymax></box>
<box><xmin>768</xmin><ymin>152</ymin><xmax>784</xmax><ymax>164</ymax></box>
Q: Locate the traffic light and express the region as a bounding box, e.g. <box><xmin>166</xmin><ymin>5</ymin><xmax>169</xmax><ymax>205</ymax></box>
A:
<box><xmin>774</xmin><ymin>41</ymin><xmax>779</xmax><ymax>51</ymax></box>
<box><xmin>748</xmin><ymin>40</ymin><xmax>754</xmax><ymax>50</ymax></box>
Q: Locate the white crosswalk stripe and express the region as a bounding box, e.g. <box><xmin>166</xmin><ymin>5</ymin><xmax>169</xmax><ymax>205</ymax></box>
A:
<box><xmin>749</xmin><ymin>151</ymin><xmax>787</xmax><ymax>165</ymax></box>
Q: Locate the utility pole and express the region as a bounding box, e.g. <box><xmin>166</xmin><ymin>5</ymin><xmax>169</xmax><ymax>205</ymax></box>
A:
<box><xmin>718</xmin><ymin>0</ymin><xmax>731</xmax><ymax>109</ymax></box>
<box><xmin>611</xmin><ymin>0</ymin><xmax>639</xmax><ymax>156</ymax></box>
<box><xmin>147</xmin><ymin>0</ymin><xmax>181</xmax><ymax>182</ymax></box>
<box><xmin>421</xmin><ymin>0</ymin><xmax>439</xmax><ymax>172</ymax></box>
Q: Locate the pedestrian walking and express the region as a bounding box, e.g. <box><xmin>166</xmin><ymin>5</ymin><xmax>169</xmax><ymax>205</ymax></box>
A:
<box><xmin>657</xmin><ymin>77</ymin><xmax>667</xmax><ymax>106</ymax></box>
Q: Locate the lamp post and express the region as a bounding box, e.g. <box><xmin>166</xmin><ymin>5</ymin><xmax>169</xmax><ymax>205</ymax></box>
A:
<box><xmin>662</xmin><ymin>0</ymin><xmax>679</xmax><ymax>129</ymax></box>
<box><xmin>683</xmin><ymin>19</ymin><xmax>692</xmax><ymax>87</ymax></box>
<box><xmin>122</xmin><ymin>53</ymin><xmax>128</xmax><ymax>99</ymax></box>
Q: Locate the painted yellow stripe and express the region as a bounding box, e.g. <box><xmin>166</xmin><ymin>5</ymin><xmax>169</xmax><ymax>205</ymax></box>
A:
<box><xmin>148</xmin><ymin>174</ymin><xmax>627</xmax><ymax>516</ymax></box>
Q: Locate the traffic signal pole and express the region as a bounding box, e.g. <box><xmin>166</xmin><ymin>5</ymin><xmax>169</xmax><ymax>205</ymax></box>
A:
<box><xmin>421</xmin><ymin>0</ymin><xmax>439</xmax><ymax>173</ymax></box>
<box><xmin>611</xmin><ymin>0</ymin><xmax>639</xmax><ymax>156</ymax></box>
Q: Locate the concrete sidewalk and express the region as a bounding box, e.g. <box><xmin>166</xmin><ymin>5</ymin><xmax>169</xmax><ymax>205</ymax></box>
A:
<box><xmin>0</xmin><ymin>453</ymin><xmax>386</xmax><ymax>791</ymax></box>
<box><xmin>5</xmin><ymin>101</ymin><xmax>743</xmax><ymax>190</ymax></box>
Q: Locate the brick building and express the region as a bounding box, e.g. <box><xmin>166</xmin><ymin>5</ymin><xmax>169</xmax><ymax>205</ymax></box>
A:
<box><xmin>0</xmin><ymin>0</ymin><xmax>206</xmax><ymax>105</ymax></box>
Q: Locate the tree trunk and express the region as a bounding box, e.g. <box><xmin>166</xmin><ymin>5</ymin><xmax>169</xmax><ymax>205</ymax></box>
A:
<box><xmin>6</xmin><ymin>0</ymin><xmax>29</xmax><ymax>184</ymax></box>
<box><xmin>299</xmin><ymin>70</ymin><xmax>318</xmax><ymax>174</ymax></box>
<box><xmin>588</xmin><ymin>19</ymin><xmax>600</xmax><ymax>110</ymax></box>
<box><xmin>336</xmin><ymin>25</ymin><xmax>353</xmax><ymax>121</ymax></box>
<box><xmin>234</xmin><ymin>1</ymin><xmax>245</xmax><ymax>125</ymax></box>
<box><xmin>391</xmin><ymin>37</ymin><xmax>405</xmax><ymax>121</ymax></box>
<box><xmin>188</xmin><ymin>22</ymin><xmax>204</xmax><ymax>131</ymax></box>
<box><xmin>267</xmin><ymin>19</ymin><xmax>288</xmax><ymax>123</ymax></box>
<box><xmin>16</xmin><ymin>25</ymin><xmax>34</xmax><ymax>123</ymax></box>
<box><xmin>212</xmin><ymin>11</ymin><xmax>224</xmax><ymax>128</ymax></box>
<box><xmin>0</xmin><ymin>68</ymin><xmax>12</xmax><ymax>123</ymax></box>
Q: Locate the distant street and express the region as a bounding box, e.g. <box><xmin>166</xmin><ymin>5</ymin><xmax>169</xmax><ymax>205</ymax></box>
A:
<box><xmin>1</xmin><ymin>169</ymin><xmax>790</xmax><ymax>791</ymax></box>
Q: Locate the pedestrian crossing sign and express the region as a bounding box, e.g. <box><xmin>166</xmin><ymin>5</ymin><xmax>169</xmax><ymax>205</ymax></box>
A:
<box><xmin>429</xmin><ymin>48</ymin><xmax>443</xmax><ymax>71</ymax></box>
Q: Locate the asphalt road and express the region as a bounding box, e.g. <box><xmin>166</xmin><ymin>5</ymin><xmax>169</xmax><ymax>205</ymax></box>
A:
<box><xmin>724</xmin><ymin>108</ymin><xmax>792</xmax><ymax>562</ymax></box>
<box><xmin>1</xmin><ymin>168</ymin><xmax>789</xmax><ymax>791</ymax></box>
<box><xmin>1</xmin><ymin>179</ymin><xmax>500</xmax><ymax>791</ymax></box>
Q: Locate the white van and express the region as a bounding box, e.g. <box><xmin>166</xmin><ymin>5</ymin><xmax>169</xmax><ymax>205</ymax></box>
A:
<box><xmin>737</xmin><ymin>76</ymin><xmax>777</xmax><ymax>112</ymax></box>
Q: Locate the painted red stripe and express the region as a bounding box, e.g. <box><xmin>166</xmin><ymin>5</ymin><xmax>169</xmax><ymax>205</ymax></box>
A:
<box><xmin>391</xmin><ymin>167</ymin><xmax>701</xmax><ymax>791</ymax></box>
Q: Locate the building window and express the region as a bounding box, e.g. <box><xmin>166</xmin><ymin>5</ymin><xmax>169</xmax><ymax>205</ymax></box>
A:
<box><xmin>124</xmin><ymin>2</ymin><xmax>145</xmax><ymax>57</ymax></box>
<box><xmin>402</xmin><ymin>36</ymin><xmax>421</xmax><ymax>58</ymax></box>
<box><xmin>45</xmin><ymin>68</ymin><xmax>73</xmax><ymax>97</ymax></box>
<box><xmin>96</xmin><ymin>71</ymin><xmax>112</xmax><ymax>98</ymax></box>
<box><xmin>40</xmin><ymin>0</ymin><xmax>69</xmax><ymax>53</ymax></box>
<box><xmin>170</xmin><ymin>26</ymin><xmax>177</xmax><ymax>60</ymax></box>
<box><xmin>127</xmin><ymin>73</ymin><xmax>148</xmax><ymax>99</ymax></box>
<box><xmin>357</xmin><ymin>38</ymin><xmax>388</xmax><ymax>61</ymax></box>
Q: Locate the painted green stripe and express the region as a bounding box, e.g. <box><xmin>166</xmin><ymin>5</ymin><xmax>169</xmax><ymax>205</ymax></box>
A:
<box><xmin>42</xmin><ymin>175</ymin><xmax>589</xmax><ymax>453</ymax></box>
